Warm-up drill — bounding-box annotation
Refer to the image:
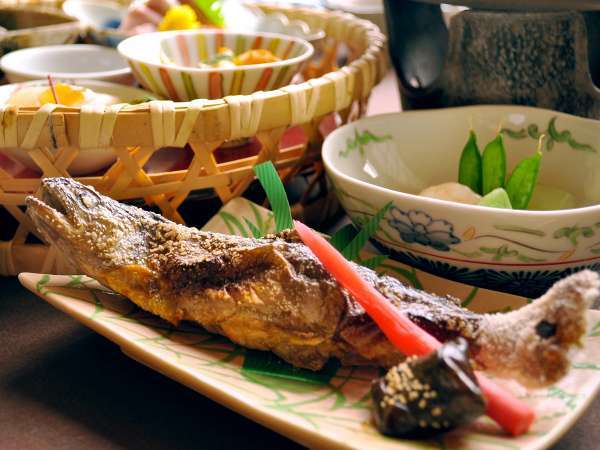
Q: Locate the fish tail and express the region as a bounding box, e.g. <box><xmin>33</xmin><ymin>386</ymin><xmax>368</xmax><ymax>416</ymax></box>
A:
<box><xmin>474</xmin><ymin>270</ymin><xmax>599</xmax><ymax>388</ymax></box>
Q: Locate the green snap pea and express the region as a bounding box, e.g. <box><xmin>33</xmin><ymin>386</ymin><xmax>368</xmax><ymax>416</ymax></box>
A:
<box><xmin>458</xmin><ymin>130</ymin><xmax>482</xmax><ymax>195</ymax></box>
<box><xmin>482</xmin><ymin>133</ymin><xmax>507</xmax><ymax>195</ymax></box>
<box><xmin>505</xmin><ymin>150</ymin><xmax>542</xmax><ymax>210</ymax></box>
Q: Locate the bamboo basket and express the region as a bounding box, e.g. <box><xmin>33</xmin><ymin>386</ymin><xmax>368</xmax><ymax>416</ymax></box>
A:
<box><xmin>0</xmin><ymin>4</ymin><xmax>387</xmax><ymax>276</ymax></box>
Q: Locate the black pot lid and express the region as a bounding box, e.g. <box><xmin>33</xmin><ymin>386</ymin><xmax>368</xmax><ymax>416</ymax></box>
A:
<box><xmin>419</xmin><ymin>0</ymin><xmax>600</xmax><ymax>11</ymax></box>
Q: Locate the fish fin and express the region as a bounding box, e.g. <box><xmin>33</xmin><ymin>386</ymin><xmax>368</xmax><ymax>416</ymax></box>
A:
<box><xmin>475</xmin><ymin>270</ymin><xmax>599</xmax><ymax>388</ymax></box>
<box><xmin>103</xmin><ymin>264</ymin><xmax>183</xmax><ymax>325</ymax></box>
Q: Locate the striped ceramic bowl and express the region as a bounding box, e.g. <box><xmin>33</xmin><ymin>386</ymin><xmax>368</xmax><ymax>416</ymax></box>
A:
<box><xmin>118</xmin><ymin>30</ymin><xmax>313</xmax><ymax>101</ymax></box>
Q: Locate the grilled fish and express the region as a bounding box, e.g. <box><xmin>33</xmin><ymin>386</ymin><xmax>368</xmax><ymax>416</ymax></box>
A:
<box><xmin>26</xmin><ymin>178</ymin><xmax>599</xmax><ymax>388</ymax></box>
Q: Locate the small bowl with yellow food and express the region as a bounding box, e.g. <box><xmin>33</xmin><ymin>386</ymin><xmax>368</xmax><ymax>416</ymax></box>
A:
<box><xmin>118</xmin><ymin>29</ymin><xmax>314</xmax><ymax>100</ymax></box>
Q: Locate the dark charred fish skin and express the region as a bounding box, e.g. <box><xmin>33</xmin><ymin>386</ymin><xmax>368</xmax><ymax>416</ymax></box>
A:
<box><xmin>26</xmin><ymin>178</ymin><xmax>600</xmax><ymax>388</ymax></box>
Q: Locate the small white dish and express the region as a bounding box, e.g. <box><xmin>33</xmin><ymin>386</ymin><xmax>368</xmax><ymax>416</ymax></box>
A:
<box><xmin>62</xmin><ymin>0</ymin><xmax>125</xmax><ymax>29</ymax></box>
<box><xmin>325</xmin><ymin>0</ymin><xmax>386</xmax><ymax>32</ymax></box>
<box><xmin>245</xmin><ymin>10</ymin><xmax>326</xmax><ymax>44</ymax></box>
<box><xmin>62</xmin><ymin>0</ymin><xmax>129</xmax><ymax>48</ymax></box>
<box><xmin>0</xmin><ymin>44</ymin><xmax>132</xmax><ymax>84</ymax></box>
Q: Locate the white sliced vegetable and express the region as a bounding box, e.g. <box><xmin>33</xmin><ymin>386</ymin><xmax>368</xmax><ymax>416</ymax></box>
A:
<box><xmin>479</xmin><ymin>187</ymin><xmax>512</xmax><ymax>209</ymax></box>
<box><xmin>419</xmin><ymin>182</ymin><xmax>482</xmax><ymax>205</ymax></box>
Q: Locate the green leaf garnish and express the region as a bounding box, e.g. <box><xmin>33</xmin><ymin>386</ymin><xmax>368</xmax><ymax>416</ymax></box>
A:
<box><xmin>458</xmin><ymin>130</ymin><xmax>482</xmax><ymax>195</ymax></box>
<box><xmin>242</xmin><ymin>349</ymin><xmax>340</xmax><ymax>385</ymax></box>
<box><xmin>194</xmin><ymin>0</ymin><xmax>225</xmax><ymax>27</ymax></box>
<box><xmin>253</xmin><ymin>161</ymin><xmax>387</xmax><ymax>270</ymax></box>
<box><xmin>253</xmin><ymin>161</ymin><xmax>293</xmax><ymax>233</ymax></box>
<box><xmin>329</xmin><ymin>223</ymin><xmax>359</xmax><ymax>252</ymax></box>
<box><xmin>341</xmin><ymin>202</ymin><xmax>392</xmax><ymax>261</ymax></box>
<box><xmin>479</xmin><ymin>187</ymin><xmax>512</xmax><ymax>209</ymax></box>
<box><xmin>357</xmin><ymin>254</ymin><xmax>388</xmax><ymax>269</ymax></box>
<box><xmin>481</xmin><ymin>133</ymin><xmax>507</xmax><ymax>195</ymax></box>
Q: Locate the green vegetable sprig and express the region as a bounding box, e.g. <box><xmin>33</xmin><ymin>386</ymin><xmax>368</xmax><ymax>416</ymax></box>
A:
<box><xmin>458</xmin><ymin>130</ymin><xmax>482</xmax><ymax>194</ymax></box>
<box><xmin>458</xmin><ymin>128</ymin><xmax>544</xmax><ymax>210</ymax></box>
<box><xmin>505</xmin><ymin>138</ymin><xmax>543</xmax><ymax>210</ymax></box>
<box><xmin>253</xmin><ymin>161</ymin><xmax>389</xmax><ymax>266</ymax></box>
<box><xmin>481</xmin><ymin>134</ymin><xmax>507</xmax><ymax>195</ymax></box>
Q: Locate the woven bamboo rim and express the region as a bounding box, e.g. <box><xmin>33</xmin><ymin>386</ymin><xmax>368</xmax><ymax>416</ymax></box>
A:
<box><xmin>0</xmin><ymin>4</ymin><xmax>387</xmax><ymax>275</ymax></box>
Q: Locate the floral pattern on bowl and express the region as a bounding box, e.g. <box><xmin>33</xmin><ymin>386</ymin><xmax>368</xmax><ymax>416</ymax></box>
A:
<box><xmin>322</xmin><ymin>105</ymin><xmax>600</xmax><ymax>296</ymax></box>
<box><xmin>387</xmin><ymin>207</ymin><xmax>461</xmax><ymax>252</ymax></box>
<box><xmin>62</xmin><ymin>0</ymin><xmax>128</xmax><ymax>48</ymax></box>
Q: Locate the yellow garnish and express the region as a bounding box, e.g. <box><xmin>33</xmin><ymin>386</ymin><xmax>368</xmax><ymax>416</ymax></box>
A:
<box><xmin>233</xmin><ymin>49</ymin><xmax>280</xmax><ymax>66</ymax></box>
<box><xmin>216</xmin><ymin>47</ymin><xmax>234</xmax><ymax>58</ymax></box>
<box><xmin>38</xmin><ymin>83</ymin><xmax>85</xmax><ymax>106</ymax></box>
<box><xmin>158</xmin><ymin>5</ymin><xmax>200</xmax><ymax>31</ymax></box>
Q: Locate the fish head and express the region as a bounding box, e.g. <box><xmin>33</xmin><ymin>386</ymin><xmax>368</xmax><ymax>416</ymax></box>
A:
<box><xmin>26</xmin><ymin>177</ymin><xmax>146</xmax><ymax>272</ymax></box>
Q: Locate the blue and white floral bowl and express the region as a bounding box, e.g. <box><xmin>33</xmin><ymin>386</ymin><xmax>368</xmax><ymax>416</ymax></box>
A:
<box><xmin>323</xmin><ymin>105</ymin><xmax>600</xmax><ymax>297</ymax></box>
<box><xmin>62</xmin><ymin>0</ymin><xmax>128</xmax><ymax>48</ymax></box>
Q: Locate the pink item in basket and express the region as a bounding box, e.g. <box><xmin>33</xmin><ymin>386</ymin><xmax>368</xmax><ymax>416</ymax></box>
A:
<box><xmin>0</xmin><ymin>153</ymin><xmax>40</xmax><ymax>178</ymax></box>
<box><xmin>146</xmin><ymin>0</ymin><xmax>179</xmax><ymax>15</ymax></box>
<box><xmin>119</xmin><ymin>3</ymin><xmax>163</xmax><ymax>33</ymax></box>
<box><xmin>128</xmin><ymin>23</ymin><xmax>159</xmax><ymax>35</ymax></box>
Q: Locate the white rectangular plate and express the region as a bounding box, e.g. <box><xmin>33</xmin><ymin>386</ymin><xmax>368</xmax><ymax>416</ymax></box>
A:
<box><xmin>19</xmin><ymin>198</ymin><xmax>600</xmax><ymax>450</ymax></box>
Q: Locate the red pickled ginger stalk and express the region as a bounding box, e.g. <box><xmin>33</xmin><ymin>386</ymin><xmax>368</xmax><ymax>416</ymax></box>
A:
<box><xmin>293</xmin><ymin>220</ymin><xmax>535</xmax><ymax>436</ymax></box>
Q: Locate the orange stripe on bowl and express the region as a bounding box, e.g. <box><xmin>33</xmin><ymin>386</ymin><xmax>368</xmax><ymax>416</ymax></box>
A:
<box><xmin>252</xmin><ymin>36</ymin><xmax>262</xmax><ymax>49</ymax></box>
<box><xmin>159</xmin><ymin>67</ymin><xmax>180</xmax><ymax>101</ymax></box>
<box><xmin>209</xmin><ymin>72</ymin><xmax>223</xmax><ymax>98</ymax></box>
<box><xmin>176</xmin><ymin>34</ymin><xmax>191</xmax><ymax>66</ymax></box>
<box><xmin>255</xmin><ymin>67</ymin><xmax>273</xmax><ymax>91</ymax></box>
<box><xmin>215</xmin><ymin>32</ymin><xmax>224</xmax><ymax>52</ymax></box>
<box><xmin>197</xmin><ymin>33</ymin><xmax>207</xmax><ymax>61</ymax></box>
<box><xmin>283</xmin><ymin>41</ymin><xmax>295</xmax><ymax>59</ymax></box>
